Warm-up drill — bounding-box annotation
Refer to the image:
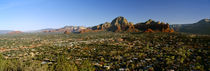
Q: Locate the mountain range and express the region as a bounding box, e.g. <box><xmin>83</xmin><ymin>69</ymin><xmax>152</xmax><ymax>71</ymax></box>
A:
<box><xmin>0</xmin><ymin>30</ymin><xmax>12</xmax><ymax>34</ymax></box>
<box><xmin>1</xmin><ymin>17</ymin><xmax>209</xmax><ymax>35</ymax></box>
<box><xmin>171</xmin><ymin>19</ymin><xmax>210</xmax><ymax>34</ymax></box>
<box><xmin>80</xmin><ymin>16</ymin><xmax>174</xmax><ymax>33</ymax></box>
<box><xmin>42</xmin><ymin>26</ymin><xmax>86</xmax><ymax>33</ymax></box>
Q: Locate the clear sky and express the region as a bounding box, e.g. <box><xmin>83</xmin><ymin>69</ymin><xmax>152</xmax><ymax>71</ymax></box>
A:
<box><xmin>0</xmin><ymin>0</ymin><xmax>210</xmax><ymax>31</ymax></box>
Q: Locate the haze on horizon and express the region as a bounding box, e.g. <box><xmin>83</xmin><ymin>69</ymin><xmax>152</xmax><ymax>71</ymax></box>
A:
<box><xmin>0</xmin><ymin>0</ymin><xmax>209</xmax><ymax>31</ymax></box>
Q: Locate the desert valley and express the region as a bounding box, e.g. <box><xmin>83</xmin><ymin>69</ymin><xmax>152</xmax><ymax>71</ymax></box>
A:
<box><xmin>0</xmin><ymin>17</ymin><xmax>209</xmax><ymax>71</ymax></box>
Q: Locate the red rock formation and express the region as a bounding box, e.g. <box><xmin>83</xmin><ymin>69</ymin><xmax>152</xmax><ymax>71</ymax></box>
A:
<box><xmin>92</xmin><ymin>22</ymin><xmax>111</xmax><ymax>31</ymax></box>
<box><xmin>8</xmin><ymin>31</ymin><xmax>22</xmax><ymax>34</ymax></box>
<box><xmin>80</xmin><ymin>17</ymin><xmax>174</xmax><ymax>33</ymax></box>
<box><xmin>90</xmin><ymin>16</ymin><xmax>138</xmax><ymax>33</ymax></box>
<box><xmin>135</xmin><ymin>19</ymin><xmax>174</xmax><ymax>33</ymax></box>
<box><xmin>110</xmin><ymin>17</ymin><xmax>137</xmax><ymax>32</ymax></box>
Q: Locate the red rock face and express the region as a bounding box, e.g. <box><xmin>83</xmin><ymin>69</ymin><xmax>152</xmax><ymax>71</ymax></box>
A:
<box><xmin>115</xmin><ymin>25</ymin><xmax>122</xmax><ymax>32</ymax></box>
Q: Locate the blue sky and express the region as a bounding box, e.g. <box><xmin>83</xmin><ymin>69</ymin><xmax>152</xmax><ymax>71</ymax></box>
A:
<box><xmin>0</xmin><ymin>0</ymin><xmax>210</xmax><ymax>31</ymax></box>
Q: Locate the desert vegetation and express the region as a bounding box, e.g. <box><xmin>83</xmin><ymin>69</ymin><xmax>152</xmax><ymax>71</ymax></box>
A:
<box><xmin>0</xmin><ymin>31</ymin><xmax>209</xmax><ymax>71</ymax></box>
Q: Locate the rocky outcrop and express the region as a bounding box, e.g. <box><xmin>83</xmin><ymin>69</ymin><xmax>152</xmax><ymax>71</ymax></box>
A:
<box><xmin>92</xmin><ymin>22</ymin><xmax>111</xmax><ymax>30</ymax></box>
<box><xmin>135</xmin><ymin>19</ymin><xmax>174</xmax><ymax>33</ymax></box>
<box><xmin>8</xmin><ymin>31</ymin><xmax>23</xmax><ymax>34</ymax></box>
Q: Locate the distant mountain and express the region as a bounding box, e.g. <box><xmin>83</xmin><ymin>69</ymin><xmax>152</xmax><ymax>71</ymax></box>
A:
<box><xmin>170</xmin><ymin>19</ymin><xmax>210</xmax><ymax>34</ymax></box>
<box><xmin>42</xmin><ymin>26</ymin><xmax>86</xmax><ymax>33</ymax></box>
<box><xmin>80</xmin><ymin>16</ymin><xmax>174</xmax><ymax>33</ymax></box>
<box><xmin>8</xmin><ymin>31</ymin><xmax>23</xmax><ymax>34</ymax></box>
<box><xmin>196</xmin><ymin>19</ymin><xmax>210</xmax><ymax>24</ymax></box>
<box><xmin>0</xmin><ymin>30</ymin><xmax>12</xmax><ymax>34</ymax></box>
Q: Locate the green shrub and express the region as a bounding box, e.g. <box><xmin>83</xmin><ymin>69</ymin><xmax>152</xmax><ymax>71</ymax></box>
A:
<box><xmin>50</xmin><ymin>56</ymin><xmax>78</xmax><ymax>71</ymax></box>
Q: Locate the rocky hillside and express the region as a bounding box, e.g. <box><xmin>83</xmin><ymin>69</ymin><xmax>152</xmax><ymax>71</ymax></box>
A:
<box><xmin>80</xmin><ymin>16</ymin><xmax>173</xmax><ymax>33</ymax></box>
<box><xmin>171</xmin><ymin>19</ymin><xmax>210</xmax><ymax>34</ymax></box>
<box><xmin>43</xmin><ymin>26</ymin><xmax>86</xmax><ymax>33</ymax></box>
